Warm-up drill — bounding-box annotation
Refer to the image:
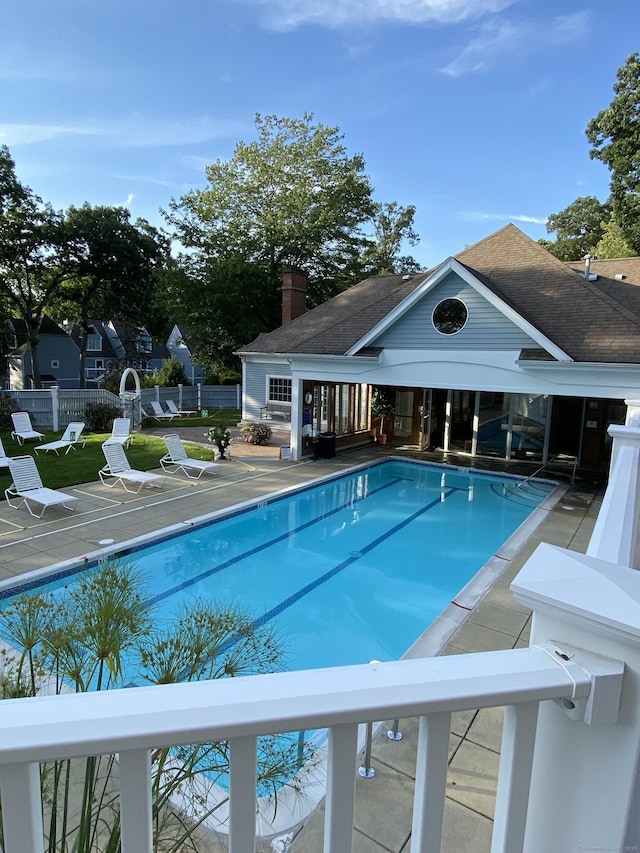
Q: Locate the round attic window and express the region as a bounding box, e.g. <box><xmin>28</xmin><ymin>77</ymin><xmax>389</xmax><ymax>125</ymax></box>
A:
<box><xmin>432</xmin><ymin>298</ymin><xmax>468</xmax><ymax>335</ymax></box>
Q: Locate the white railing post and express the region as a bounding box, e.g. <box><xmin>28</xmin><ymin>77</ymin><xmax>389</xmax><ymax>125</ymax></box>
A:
<box><xmin>0</xmin><ymin>762</ymin><xmax>45</xmax><ymax>853</ymax></box>
<box><xmin>50</xmin><ymin>385</ymin><xmax>59</xmax><ymax>431</ymax></box>
<box><xmin>119</xmin><ymin>749</ymin><xmax>153</xmax><ymax>853</ymax></box>
<box><xmin>512</xmin><ymin>545</ymin><xmax>640</xmax><ymax>851</ymax></box>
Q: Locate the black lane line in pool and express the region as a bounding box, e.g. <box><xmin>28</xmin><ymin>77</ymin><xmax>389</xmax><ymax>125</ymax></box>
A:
<box><xmin>214</xmin><ymin>487</ymin><xmax>461</xmax><ymax>659</ymax></box>
<box><xmin>251</xmin><ymin>488</ymin><xmax>458</xmax><ymax>628</ymax></box>
<box><xmin>144</xmin><ymin>477</ymin><xmax>410</xmax><ymax>608</ymax></box>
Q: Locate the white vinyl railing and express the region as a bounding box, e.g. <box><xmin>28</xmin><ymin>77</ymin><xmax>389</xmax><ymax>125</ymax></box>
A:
<box><xmin>0</xmin><ymin>646</ymin><xmax>623</xmax><ymax>853</ymax></box>
<box><xmin>1</xmin><ymin>401</ymin><xmax>640</xmax><ymax>852</ymax></box>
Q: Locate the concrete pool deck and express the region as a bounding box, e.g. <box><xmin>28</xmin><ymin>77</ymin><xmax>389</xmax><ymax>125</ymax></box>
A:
<box><xmin>0</xmin><ymin>442</ymin><xmax>605</xmax><ymax>852</ymax></box>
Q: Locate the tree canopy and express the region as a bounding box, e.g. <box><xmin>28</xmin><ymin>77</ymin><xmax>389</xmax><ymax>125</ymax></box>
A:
<box><xmin>0</xmin><ymin>146</ymin><xmax>79</xmax><ymax>386</ymax></box>
<box><xmin>587</xmin><ymin>52</ymin><xmax>640</xmax><ymax>254</ymax></box>
<box><xmin>165</xmin><ymin>113</ymin><xmax>378</xmax><ymax>301</ymax></box>
<box><xmin>164</xmin><ymin>113</ymin><xmax>421</xmax><ymax>376</ymax></box>
<box><xmin>539</xmin><ymin>196</ymin><xmax>610</xmax><ymax>261</ymax></box>
<box><xmin>51</xmin><ymin>203</ymin><xmax>169</xmax><ymax>387</ymax></box>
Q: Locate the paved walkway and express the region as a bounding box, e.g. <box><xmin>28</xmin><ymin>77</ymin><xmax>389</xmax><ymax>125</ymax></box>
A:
<box><xmin>0</xmin><ymin>440</ymin><xmax>605</xmax><ymax>852</ymax></box>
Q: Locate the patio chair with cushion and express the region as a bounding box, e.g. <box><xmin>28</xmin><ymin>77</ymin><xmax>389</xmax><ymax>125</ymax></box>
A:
<box><xmin>35</xmin><ymin>422</ymin><xmax>86</xmax><ymax>455</ymax></box>
<box><xmin>166</xmin><ymin>399</ymin><xmax>197</xmax><ymax>417</ymax></box>
<box><xmin>5</xmin><ymin>456</ymin><xmax>78</xmax><ymax>518</ymax></box>
<box><xmin>109</xmin><ymin>418</ymin><xmax>132</xmax><ymax>448</ymax></box>
<box><xmin>99</xmin><ymin>442</ymin><xmax>165</xmax><ymax>493</ymax></box>
<box><xmin>10</xmin><ymin>412</ymin><xmax>45</xmax><ymax>445</ymax></box>
<box><xmin>148</xmin><ymin>401</ymin><xmax>177</xmax><ymax>422</ymax></box>
<box><xmin>160</xmin><ymin>434</ymin><xmax>221</xmax><ymax>479</ymax></box>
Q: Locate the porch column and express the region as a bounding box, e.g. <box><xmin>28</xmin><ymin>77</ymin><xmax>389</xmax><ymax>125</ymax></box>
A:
<box><xmin>289</xmin><ymin>376</ymin><xmax>303</xmax><ymax>461</ymax></box>
<box><xmin>443</xmin><ymin>391</ymin><xmax>452</xmax><ymax>452</ymax></box>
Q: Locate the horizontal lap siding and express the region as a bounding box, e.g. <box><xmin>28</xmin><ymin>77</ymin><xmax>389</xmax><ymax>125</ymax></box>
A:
<box><xmin>245</xmin><ymin>363</ymin><xmax>291</xmax><ymax>421</ymax></box>
<box><xmin>374</xmin><ymin>273</ymin><xmax>537</xmax><ymax>350</ymax></box>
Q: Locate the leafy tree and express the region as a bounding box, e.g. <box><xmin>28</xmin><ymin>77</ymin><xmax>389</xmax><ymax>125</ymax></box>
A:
<box><xmin>141</xmin><ymin>355</ymin><xmax>189</xmax><ymax>388</ymax></box>
<box><xmin>165</xmin><ymin>113</ymin><xmax>376</xmax><ymax>304</ymax></box>
<box><xmin>362</xmin><ymin>202</ymin><xmax>422</xmax><ymax>274</ymax></box>
<box><xmin>157</xmin><ymin>254</ymin><xmax>280</xmax><ymax>381</ymax></box>
<box><xmin>587</xmin><ymin>52</ymin><xmax>640</xmax><ymax>253</ymax></box>
<box><xmin>51</xmin><ymin>204</ymin><xmax>169</xmax><ymax>388</ymax></box>
<box><xmin>540</xmin><ymin>196</ymin><xmax>610</xmax><ymax>261</ymax></box>
<box><xmin>593</xmin><ymin>216</ymin><xmax>634</xmax><ymax>258</ymax></box>
<box><xmin>164</xmin><ymin>114</ymin><xmax>420</xmax><ymax>374</ymax></box>
<box><xmin>0</xmin><ymin>146</ymin><xmax>79</xmax><ymax>387</ymax></box>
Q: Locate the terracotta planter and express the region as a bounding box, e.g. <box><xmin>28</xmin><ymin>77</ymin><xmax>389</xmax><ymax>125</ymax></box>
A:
<box><xmin>377</xmin><ymin>434</ymin><xmax>388</xmax><ymax>445</ymax></box>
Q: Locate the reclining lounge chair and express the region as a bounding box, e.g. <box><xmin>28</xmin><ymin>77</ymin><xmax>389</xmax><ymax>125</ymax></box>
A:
<box><xmin>5</xmin><ymin>456</ymin><xmax>78</xmax><ymax>518</ymax></box>
<box><xmin>11</xmin><ymin>412</ymin><xmax>45</xmax><ymax>445</ymax></box>
<box><xmin>35</xmin><ymin>422</ymin><xmax>86</xmax><ymax>455</ymax></box>
<box><xmin>160</xmin><ymin>434</ymin><xmax>221</xmax><ymax>479</ymax></box>
<box><xmin>148</xmin><ymin>401</ymin><xmax>177</xmax><ymax>422</ymax></box>
<box><xmin>99</xmin><ymin>442</ymin><xmax>165</xmax><ymax>493</ymax></box>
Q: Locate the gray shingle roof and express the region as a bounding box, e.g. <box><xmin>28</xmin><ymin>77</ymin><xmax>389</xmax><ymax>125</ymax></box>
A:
<box><xmin>239</xmin><ymin>224</ymin><xmax>640</xmax><ymax>364</ymax></box>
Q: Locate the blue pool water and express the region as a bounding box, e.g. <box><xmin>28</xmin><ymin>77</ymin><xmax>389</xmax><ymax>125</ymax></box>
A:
<box><xmin>0</xmin><ymin>460</ymin><xmax>555</xmax><ymax>675</ymax></box>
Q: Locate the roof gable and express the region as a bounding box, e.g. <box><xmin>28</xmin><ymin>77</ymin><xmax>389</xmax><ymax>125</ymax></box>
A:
<box><xmin>348</xmin><ymin>257</ymin><xmax>571</xmax><ymax>361</ymax></box>
<box><xmin>238</xmin><ymin>224</ymin><xmax>640</xmax><ymax>364</ymax></box>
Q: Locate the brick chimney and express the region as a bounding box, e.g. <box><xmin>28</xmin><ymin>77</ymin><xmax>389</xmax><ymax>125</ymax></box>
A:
<box><xmin>281</xmin><ymin>267</ymin><xmax>307</xmax><ymax>325</ymax></box>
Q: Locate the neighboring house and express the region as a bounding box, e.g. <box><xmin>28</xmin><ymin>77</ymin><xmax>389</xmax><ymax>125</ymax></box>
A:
<box><xmin>7</xmin><ymin>316</ymin><xmax>80</xmax><ymax>389</ymax></box>
<box><xmin>65</xmin><ymin>320</ymin><xmax>120</xmax><ymax>387</ymax></box>
<box><xmin>103</xmin><ymin>320</ymin><xmax>170</xmax><ymax>377</ymax></box>
<box><xmin>166</xmin><ymin>325</ymin><xmax>205</xmax><ymax>384</ymax></box>
<box><xmin>237</xmin><ymin>224</ymin><xmax>640</xmax><ymax>468</ymax></box>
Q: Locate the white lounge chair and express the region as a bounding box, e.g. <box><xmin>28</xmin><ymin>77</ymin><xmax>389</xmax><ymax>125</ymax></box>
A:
<box><xmin>148</xmin><ymin>401</ymin><xmax>177</xmax><ymax>421</ymax></box>
<box><xmin>99</xmin><ymin>442</ymin><xmax>165</xmax><ymax>493</ymax></box>
<box><xmin>0</xmin><ymin>437</ymin><xmax>10</xmax><ymax>469</ymax></box>
<box><xmin>166</xmin><ymin>400</ymin><xmax>197</xmax><ymax>417</ymax></box>
<box><xmin>160</xmin><ymin>434</ymin><xmax>221</xmax><ymax>480</ymax></box>
<box><xmin>109</xmin><ymin>418</ymin><xmax>132</xmax><ymax>448</ymax></box>
<box><xmin>5</xmin><ymin>456</ymin><xmax>77</xmax><ymax>518</ymax></box>
<box><xmin>11</xmin><ymin>412</ymin><xmax>45</xmax><ymax>445</ymax></box>
<box><xmin>35</xmin><ymin>422</ymin><xmax>86</xmax><ymax>455</ymax></box>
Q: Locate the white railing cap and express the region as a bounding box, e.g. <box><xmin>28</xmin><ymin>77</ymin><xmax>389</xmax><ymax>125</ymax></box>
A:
<box><xmin>512</xmin><ymin>542</ymin><xmax>640</xmax><ymax>643</ymax></box>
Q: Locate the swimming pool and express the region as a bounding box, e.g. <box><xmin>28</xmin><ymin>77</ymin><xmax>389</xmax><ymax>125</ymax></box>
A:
<box><xmin>0</xmin><ymin>459</ymin><xmax>558</xmax><ymax>676</ymax></box>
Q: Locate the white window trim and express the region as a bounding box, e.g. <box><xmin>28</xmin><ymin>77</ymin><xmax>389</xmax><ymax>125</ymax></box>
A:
<box><xmin>266</xmin><ymin>375</ymin><xmax>292</xmax><ymax>404</ymax></box>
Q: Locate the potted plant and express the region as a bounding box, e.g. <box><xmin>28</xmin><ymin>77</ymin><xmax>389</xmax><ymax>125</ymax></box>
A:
<box><xmin>207</xmin><ymin>424</ymin><xmax>232</xmax><ymax>459</ymax></box>
<box><xmin>371</xmin><ymin>388</ymin><xmax>394</xmax><ymax>444</ymax></box>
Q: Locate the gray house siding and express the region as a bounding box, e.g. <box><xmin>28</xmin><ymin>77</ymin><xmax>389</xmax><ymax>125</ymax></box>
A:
<box><xmin>373</xmin><ymin>272</ymin><xmax>537</xmax><ymax>351</ymax></box>
<box><xmin>244</xmin><ymin>361</ymin><xmax>291</xmax><ymax>420</ymax></box>
<box><xmin>10</xmin><ymin>337</ymin><xmax>80</xmax><ymax>389</ymax></box>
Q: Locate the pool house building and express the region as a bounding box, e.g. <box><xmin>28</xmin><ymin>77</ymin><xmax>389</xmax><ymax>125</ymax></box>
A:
<box><xmin>238</xmin><ymin>224</ymin><xmax>640</xmax><ymax>470</ymax></box>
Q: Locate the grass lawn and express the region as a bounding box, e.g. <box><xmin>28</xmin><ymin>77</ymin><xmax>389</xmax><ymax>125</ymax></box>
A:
<box><xmin>0</xmin><ymin>411</ymin><xmax>239</xmax><ymax>494</ymax></box>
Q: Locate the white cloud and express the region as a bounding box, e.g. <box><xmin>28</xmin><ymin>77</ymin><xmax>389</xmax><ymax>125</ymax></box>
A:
<box><xmin>461</xmin><ymin>211</ymin><xmax>548</xmax><ymax>225</ymax></box>
<box><xmin>246</xmin><ymin>0</ymin><xmax>516</xmax><ymax>31</ymax></box>
<box><xmin>0</xmin><ymin>124</ymin><xmax>102</xmax><ymax>146</ymax></box>
<box><xmin>0</xmin><ymin>116</ymin><xmax>249</xmax><ymax>150</ymax></box>
<box><xmin>123</xmin><ymin>193</ymin><xmax>135</xmax><ymax>208</ymax></box>
<box><xmin>439</xmin><ymin>11</ymin><xmax>592</xmax><ymax>77</ymax></box>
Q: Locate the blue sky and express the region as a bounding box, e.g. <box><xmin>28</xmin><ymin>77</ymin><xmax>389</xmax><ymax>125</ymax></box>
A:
<box><xmin>2</xmin><ymin>0</ymin><xmax>638</xmax><ymax>269</ymax></box>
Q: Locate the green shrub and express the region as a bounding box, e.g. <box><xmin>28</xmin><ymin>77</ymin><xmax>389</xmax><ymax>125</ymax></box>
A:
<box><xmin>84</xmin><ymin>401</ymin><xmax>121</xmax><ymax>432</ymax></box>
<box><xmin>0</xmin><ymin>393</ymin><xmax>17</xmax><ymax>432</ymax></box>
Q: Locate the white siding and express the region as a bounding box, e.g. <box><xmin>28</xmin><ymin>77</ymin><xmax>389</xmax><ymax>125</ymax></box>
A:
<box><xmin>244</xmin><ymin>361</ymin><xmax>291</xmax><ymax>420</ymax></box>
